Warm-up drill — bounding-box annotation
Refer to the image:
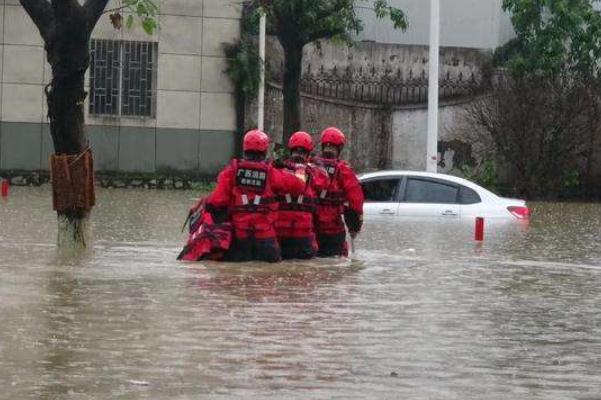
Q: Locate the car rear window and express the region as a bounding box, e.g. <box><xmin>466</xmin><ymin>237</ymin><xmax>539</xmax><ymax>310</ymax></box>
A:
<box><xmin>405</xmin><ymin>178</ymin><xmax>458</xmax><ymax>204</ymax></box>
<box><xmin>362</xmin><ymin>179</ymin><xmax>400</xmax><ymax>202</ymax></box>
<box><xmin>459</xmin><ymin>186</ymin><xmax>481</xmax><ymax>205</ymax></box>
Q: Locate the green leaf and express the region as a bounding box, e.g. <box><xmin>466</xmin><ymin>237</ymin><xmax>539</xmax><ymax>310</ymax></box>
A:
<box><xmin>224</xmin><ymin>39</ymin><xmax>261</xmax><ymax>97</ymax></box>
<box><xmin>126</xmin><ymin>15</ymin><xmax>134</xmax><ymax>29</ymax></box>
<box><xmin>142</xmin><ymin>17</ymin><xmax>157</xmax><ymax>35</ymax></box>
<box><xmin>142</xmin><ymin>0</ymin><xmax>158</xmax><ymax>16</ymax></box>
<box><xmin>137</xmin><ymin>3</ymin><xmax>147</xmax><ymax>16</ymax></box>
<box><xmin>500</xmin><ymin>0</ymin><xmax>601</xmax><ymax>78</ymax></box>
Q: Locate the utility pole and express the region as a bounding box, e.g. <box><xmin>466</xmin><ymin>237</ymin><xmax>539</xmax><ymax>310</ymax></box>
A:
<box><xmin>426</xmin><ymin>0</ymin><xmax>440</xmax><ymax>173</ymax></box>
<box><xmin>258</xmin><ymin>11</ymin><xmax>266</xmax><ymax>131</ymax></box>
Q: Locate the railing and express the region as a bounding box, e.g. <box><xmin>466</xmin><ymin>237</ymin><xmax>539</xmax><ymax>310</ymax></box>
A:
<box><xmin>271</xmin><ymin>65</ymin><xmax>486</xmax><ymax>105</ymax></box>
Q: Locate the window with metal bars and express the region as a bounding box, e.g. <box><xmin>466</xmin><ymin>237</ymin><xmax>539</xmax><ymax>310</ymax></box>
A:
<box><xmin>89</xmin><ymin>39</ymin><xmax>157</xmax><ymax>117</ymax></box>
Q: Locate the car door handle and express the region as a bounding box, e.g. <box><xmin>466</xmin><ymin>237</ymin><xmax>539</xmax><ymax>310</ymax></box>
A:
<box><xmin>380</xmin><ymin>209</ymin><xmax>396</xmax><ymax>215</ymax></box>
<box><xmin>441</xmin><ymin>210</ymin><xmax>458</xmax><ymax>216</ymax></box>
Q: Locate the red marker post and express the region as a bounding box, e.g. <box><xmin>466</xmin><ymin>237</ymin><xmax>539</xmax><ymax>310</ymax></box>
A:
<box><xmin>1</xmin><ymin>179</ymin><xmax>8</xmax><ymax>198</ymax></box>
<box><xmin>475</xmin><ymin>217</ymin><xmax>484</xmax><ymax>241</ymax></box>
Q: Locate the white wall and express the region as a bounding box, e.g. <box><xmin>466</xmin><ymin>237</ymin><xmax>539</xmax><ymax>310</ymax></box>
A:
<box><xmin>355</xmin><ymin>0</ymin><xmax>515</xmax><ymax>49</ymax></box>
<box><xmin>0</xmin><ymin>0</ymin><xmax>241</xmax><ymax>132</ymax></box>
<box><xmin>391</xmin><ymin>100</ymin><xmax>485</xmax><ymax>172</ymax></box>
<box><xmin>0</xmin><ymin>0</ymin><xmax>241</xmax><ymax>172</ymax></box>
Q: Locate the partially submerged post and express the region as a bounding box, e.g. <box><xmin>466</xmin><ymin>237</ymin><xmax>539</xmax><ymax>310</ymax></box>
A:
<box><xmin>475</xmin><ymin>217</ymin><xmax>485</xmax><ymax>241</ymax></box>
<box><xmin>1</xmin><ymin>180</ymin><xmax>9</xmax><ymax>198</ymax></box>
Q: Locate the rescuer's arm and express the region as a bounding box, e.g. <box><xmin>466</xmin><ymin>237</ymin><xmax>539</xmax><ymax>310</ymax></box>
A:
<box><xmin>205</xmin><ymin>164</ymin><xmax>234</xmax><ymax>223</ymax></box>
<box><xmin>271</xmin><ymin>166</ymin><xmax>307</xmax><ymax>196</ymax></box>
<box><xmin>339</xmin><ymin>162</ymin><xmax>364</xmax><ymax>237</ymax></box>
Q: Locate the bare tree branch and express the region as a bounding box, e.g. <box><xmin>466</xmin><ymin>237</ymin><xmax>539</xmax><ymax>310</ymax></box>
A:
<box><xmin>84</xmin><ymin>0</ymin><xmax>110</xmax><ymax>29</ymax></box>
<box><xmin>19</xmin><ymin>0</ymin><xmax>54</xmax><ymax>41</ymax></box>
<box><xmin>102</xmin><ymin>5</ymin><xmax>128</xmax><ymax>14</ymax></box>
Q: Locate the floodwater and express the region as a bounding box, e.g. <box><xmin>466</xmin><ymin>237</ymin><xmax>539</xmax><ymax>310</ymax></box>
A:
<box><xmin>1</xmin><ymin>187</ymin><xmax>601</xmax><ymax>399</ymax></box>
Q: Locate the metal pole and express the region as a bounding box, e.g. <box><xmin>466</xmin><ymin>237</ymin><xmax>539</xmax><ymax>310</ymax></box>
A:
<box><xmin>426</xmin><ymin>0</ymin><xmax>440</xmax><ymax>173</ymax></box>
<box><xmin>258</xmin><ymin>12</ymin><xmax>266</xmax><ymax>131</ymax></box>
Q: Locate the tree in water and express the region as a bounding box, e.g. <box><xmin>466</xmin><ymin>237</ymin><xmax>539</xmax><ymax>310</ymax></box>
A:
<box><xmin>19</xmin><ymin>0</ymin><xmax>157</xmax><ymax>247</ymax></box>
<box><xmin>247</xmin><ymin>0</ymin><xmax>408</xmax><ymax>144</ymax></box>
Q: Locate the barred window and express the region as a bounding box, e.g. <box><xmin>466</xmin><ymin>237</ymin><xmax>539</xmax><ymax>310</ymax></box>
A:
<box><xmin>89</xmin><ymin>40</ymin><xmax>157</xmax><ymax>117</ymax></box>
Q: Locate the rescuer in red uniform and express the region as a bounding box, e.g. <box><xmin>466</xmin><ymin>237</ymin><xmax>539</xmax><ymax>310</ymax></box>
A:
<box><xmin>274</xmin><ymin>131</ymin><xmax>328</xmax><ymax>260</ymax></box>
<box><xmin>311</xmin><ymin>127</ymin><xmax>364</xmax><ymax>257</ymax></box>
<box><xmin>206</xmin><ymin>129</ymin><xmax>306</xmax><ymax>263</ymax></box>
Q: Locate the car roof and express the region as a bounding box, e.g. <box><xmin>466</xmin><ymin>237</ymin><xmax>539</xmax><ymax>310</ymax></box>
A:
<box><xmin>358</xmin><ymin>170</ymin><xmax>498</xmax><ymax>199</ymax></box>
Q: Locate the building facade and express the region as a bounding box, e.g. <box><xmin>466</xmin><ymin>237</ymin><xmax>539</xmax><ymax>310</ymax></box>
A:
<box><xmin>0</xmin><ymin>0</ymin><xmax>242</xmax><ymax>175</ymax></box>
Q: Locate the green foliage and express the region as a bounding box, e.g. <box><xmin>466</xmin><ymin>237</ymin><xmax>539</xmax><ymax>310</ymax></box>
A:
<box><xmin>126</xmin><ymin>15</ymin><xmax>134</xmax><ymax>29</ymax></box>
<box><xmin>492</xmin><ymin>38</ymin><xmax>525</xmax><ymax>67</ymax></box>
<box><xmin>141</xmin><ymin>17</ymin><xmax>158</xmax><ymax>35</ymax></box>
<box><xmin>248</xmin><ymin>0</ymin><xmax>408</xmax><ymax>46</ymax></box>
<box><xmin>269</xmin><ymin>142</ymin><xmax>288</xmax><ymax>161</ymax></box>
<box><xmin>112</xmin><ymin>0</ymin><xmax>159</xmax><ymax>34</ymax></box>
<box><xmin>244</xmin><ymin>1</ymin><xmax>407</xmax><ymax>141</ymax></box>
<box><xmin>124</xmin><ymin>0</ymin><xmax>158</xmax><ymax>17</ymax></box>
<box><xmin>563</xmin><ymin>168</ymin><xmax>580</xmax><ymax>189</ymax></box>
<box><xmin>461</xmin><ymin>159</ymin><xmax>499</xmax><ymax>193</ymax></box>
<box><xmin>501</xmin><ymin>0</ymin><xmax>601</xmax><ymax>78</ymax></box>
<box><xmin>224</xmin><ymin>39</ymin><xmax>262</xmax><ymax>97</ymax></box>
<box><xmin>374</xmin><ymin>0</ymin><xmax>408</xmax><ymax>30</ymax></box>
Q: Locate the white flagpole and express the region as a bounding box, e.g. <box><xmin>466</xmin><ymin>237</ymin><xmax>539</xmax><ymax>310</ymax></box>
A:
<box><xmin>258</xmin><ymin>12</ymin><xmax>266</xmax><ymax>131</ymax></box>
<box><xmin>426</xmin><ymin>0</ymin><xmax>440</xmax><ymax>172</ymax></box>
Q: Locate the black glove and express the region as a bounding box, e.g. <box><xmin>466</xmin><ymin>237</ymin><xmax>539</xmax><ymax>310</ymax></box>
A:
<box><xmin>344</xmin><ymin>208</ymin><xmax>363</xmax><ymax>235</ymax></box>
<box><xmin>205</xmin><ymin>204</ymin><xmax>229</xmax><ymax>224</ymax></box>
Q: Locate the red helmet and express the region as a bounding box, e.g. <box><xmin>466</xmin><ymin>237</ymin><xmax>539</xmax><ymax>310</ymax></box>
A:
<box><xmin>243</xmin><ymin>129</ymin><xmax>269</xmax><ymax>152</ymax></box>
<box><xmin>288</xmin><ymin>131</ymin><xmax>314</xmax><ymax>152</ymax></box>
<box><xmin>321</xmin><ymin>127</ymin><xmax>345</xmax><ymax>147</ymax></box>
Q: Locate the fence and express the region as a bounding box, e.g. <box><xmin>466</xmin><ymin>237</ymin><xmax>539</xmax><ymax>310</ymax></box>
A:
<box><xmin>271</xmin><ymin>65</ymin><xmax>486</xmax><ymax>105</ymax></box>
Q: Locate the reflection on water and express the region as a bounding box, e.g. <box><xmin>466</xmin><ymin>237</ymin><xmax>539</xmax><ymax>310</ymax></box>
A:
<box><xmin>1</xmin><ymin>188</ymin><xmax>601</xmax><ymax>399</ymax></box>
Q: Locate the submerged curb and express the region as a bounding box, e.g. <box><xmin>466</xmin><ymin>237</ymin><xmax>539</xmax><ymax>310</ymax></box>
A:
<box><xmin>0</xmin><ymin>171</ymin><xmax>215</xmax><ymax>191</ymax></box>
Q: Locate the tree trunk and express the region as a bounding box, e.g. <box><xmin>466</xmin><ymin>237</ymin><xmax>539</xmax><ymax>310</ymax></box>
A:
<box><xmin>47</xmin><ymin>5</ymin><xmax>93</xmax><ymax>248</ymax></box>
<box><xmin>20</xmin><ymin>0</ymin><xmax>108</xmax><ymax>248</ymax></box>
<box><xmin>281</xmin><ymin>42</ymin><xmax>303</xmax><ymax>145</ymax></box>
<box><xmin>582</xmin><ymin>86</ymin><xmax>600</xmax><ymax>198</ymax></box>
<box><xmin>48</xmin><ymin>70</ymin><xmax>90</xmax><ymax>247</ymax></box>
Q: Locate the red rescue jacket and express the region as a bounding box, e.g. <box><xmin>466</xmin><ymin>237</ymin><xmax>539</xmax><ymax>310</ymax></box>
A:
<box><xmin>178</xmin><ymin>196</ymin><xmax>232</xmax><ymax>261</ymax></box>
<box><xmin>275</xmin><ymin>162</ymin><xmax>326</xmax><ymax>239</ymax></box>
<box><xmin>311</xmin><ymin>156</ymin><xmax>364</xmax><ymax>235</ymax></box>
<box><xmin>208</xmin><ymin>159</ymin><xmax>306</xmax><ymax>240</ymax></box>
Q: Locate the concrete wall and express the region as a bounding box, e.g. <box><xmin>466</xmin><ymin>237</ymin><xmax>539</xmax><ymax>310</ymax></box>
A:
<box><xmin>258</xmin><ymin>38</ymin><xmax>491</xmax><ymax>173</ymax></box>
<box><xmin>391</xmin><ymin>100</ymin><xmax>485</xmax><ymax>172</ymax></box>
<box><xmin>249</xmin><ymin>84</ymin><xmax>392</xmax><ymax>172</ymax></box>
<box><xmin>0</xmin><ymin>0</ymin><xmax>241</xmax><ymax>175</ymax></box>
<box><xmin>253</xmin><ymin>83</ymin><xmax>486</xmax><ymax>174</ymax></box>
<box><xmin>267</xmin><ymin>38</ymin><xmax>492</xmax><ymax>82</ymax></box>
<box><xmin>355</xmin><ymin>0</ymin><xmax>515</xmax><ymax>50</ymax></box>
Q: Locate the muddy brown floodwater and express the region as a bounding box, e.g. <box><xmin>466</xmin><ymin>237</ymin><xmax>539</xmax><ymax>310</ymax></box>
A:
<box><xmin>1</xmin><ymin>187</ymin><xmax>601</xmax><ymax>399</ymax></box>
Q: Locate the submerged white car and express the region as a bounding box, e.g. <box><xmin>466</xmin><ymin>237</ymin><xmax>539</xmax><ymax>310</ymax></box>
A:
<box><xmin>359</xmin><ymin>170</ymin><xmax>530</xmax><ymax>220</ymax></box>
